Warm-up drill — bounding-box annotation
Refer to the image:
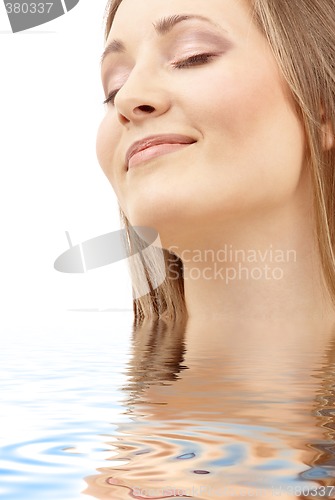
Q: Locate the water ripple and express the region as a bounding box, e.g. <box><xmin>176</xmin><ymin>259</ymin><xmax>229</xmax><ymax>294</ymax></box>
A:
<box><xmin>2</xmin><ymin>321</ymin><xmax>335</xmax><ymax>499</ymax></box>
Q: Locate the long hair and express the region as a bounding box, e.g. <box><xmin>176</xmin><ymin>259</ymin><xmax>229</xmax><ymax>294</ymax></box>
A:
<box><xmin>102</xmin><ymin>0</ymin><xmax>335</xmax><ymax>323</ymax></box>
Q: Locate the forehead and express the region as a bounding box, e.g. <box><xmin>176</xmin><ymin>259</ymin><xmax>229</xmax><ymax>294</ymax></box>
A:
<box><xmin>108</xmin><ymin>0</ymin><xmax>254</xmax><ymax>42</ymax></box>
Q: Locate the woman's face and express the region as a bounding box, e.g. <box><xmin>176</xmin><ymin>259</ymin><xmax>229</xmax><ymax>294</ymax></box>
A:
<box><xmin>97</xmin><ymin>0</ymin><xmax>307</xmax><ymax>247</ymax></box>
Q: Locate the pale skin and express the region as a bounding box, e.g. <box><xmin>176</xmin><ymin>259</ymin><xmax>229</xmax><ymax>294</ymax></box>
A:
<box><xmin>97</xmin><ymin>0</ymin><xmax>335</xmax><ymax>328</ymax></box>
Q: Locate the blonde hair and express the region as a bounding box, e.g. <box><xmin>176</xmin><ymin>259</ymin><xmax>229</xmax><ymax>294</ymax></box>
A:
<box><xmin>102</xmin><ymin>0</ymin><xmax>335</xmax><ymax>324</ymax></box>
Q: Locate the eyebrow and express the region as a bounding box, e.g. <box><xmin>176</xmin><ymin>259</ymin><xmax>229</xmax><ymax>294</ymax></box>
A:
<box><xmin>100</xmin><ymin>14</ymin><xmax>226</xmax><ymax>66</ymax></box>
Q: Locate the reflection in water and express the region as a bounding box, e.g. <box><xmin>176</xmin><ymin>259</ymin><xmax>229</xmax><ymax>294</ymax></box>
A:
<box><xmin>84</xmin><ymin>318</ymin><xmax>335</xmax><ymax>500</ymax></box>
<box><xmin>304</xmin><ymin>341</ymin><xmax>335</xmax><ymax>484</ymax></box>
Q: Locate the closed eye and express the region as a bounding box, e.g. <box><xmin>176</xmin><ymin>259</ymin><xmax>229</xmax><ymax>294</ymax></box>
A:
<box><xmin>172</xmin><ymin>53</ymin><xmax>218</xmax><ymax>69</ymax></box>
<box><xmin>103</xmin><ymin>89</ymin><xmax>119</xmax><ymax>106</ymax></box>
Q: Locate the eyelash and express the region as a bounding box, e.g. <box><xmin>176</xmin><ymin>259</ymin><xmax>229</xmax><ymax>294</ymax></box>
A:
<box><xmin>103</xmin><ymin>53</ymin><xmax>216</xmax><ymax>106</ymax></box>
<box><xmin>103</xmin><ymin>90</ymin><xmax>118</xmax><ymax>106</ymax></box>
<box><xmin>172</xmin><ymin>52</ymin><xmax>216</xmax><ymax>69</ymax></box>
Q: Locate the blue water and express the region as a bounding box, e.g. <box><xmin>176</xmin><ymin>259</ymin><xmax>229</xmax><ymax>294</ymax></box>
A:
<box><xmin>1</xmin><ymin>315</ymin><xmax>335</xmax><ymax>499</ymax></box>
<box><xmin>0</xmin><ymin>320</ymin><xmax>133</xmax><ymax>500</ymax></box>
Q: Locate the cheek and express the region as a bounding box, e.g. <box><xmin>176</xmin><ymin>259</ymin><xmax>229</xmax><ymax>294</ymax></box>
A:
<box><xmin>96</xmin><ymin>114</ymin><xmax>130</xmax><ymax>216</ymax></box>
<box><xmin>186</xmin><ymin>57</ymin><xmax>291</xmax><ymax>140</ymax></box>
<box><xmin>187</xmin><ymin>60</ymin><xmax>305</xmax><ymax>197</ymax></box>
<box><xmin>96</xmin><ymin>113</ymin><xmax>120</xmax><ymax>183</ymax></box>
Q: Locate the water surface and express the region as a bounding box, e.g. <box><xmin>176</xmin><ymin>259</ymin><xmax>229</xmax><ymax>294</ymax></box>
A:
<box><xmin>1</xmin><ymin>315</ymin><xmax>335</xmax><ymax>499</ymax></box>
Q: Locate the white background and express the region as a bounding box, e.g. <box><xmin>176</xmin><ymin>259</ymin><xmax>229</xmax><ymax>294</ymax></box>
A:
<box><xmin>0</xmin><ymin>1</ymin><xmax>134</xmax><ymax>329</ymax></box>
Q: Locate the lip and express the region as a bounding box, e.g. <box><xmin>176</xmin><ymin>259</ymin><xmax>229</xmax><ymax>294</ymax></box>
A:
<box><xmin>126</xmin><ymin>134</ymin><xmax>196</xmax><ymax>170</ymax></box>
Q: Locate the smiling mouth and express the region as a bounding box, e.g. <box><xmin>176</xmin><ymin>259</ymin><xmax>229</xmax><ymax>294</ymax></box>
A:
<box><xmin>126</xmin><ymin>135</ymin><xmax>197</xmax><ymax>170</ymax></box>
<box><xmin>128</xmin><ymin>142</ymin><xmax>194</xmax><ymax>169</ymax></box>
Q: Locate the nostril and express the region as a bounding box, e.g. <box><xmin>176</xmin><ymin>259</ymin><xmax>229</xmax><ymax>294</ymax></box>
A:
<box><xmin>136</xmin><ymin>105</ymin><xmax>156</xmax><ymax>113</ymax></box>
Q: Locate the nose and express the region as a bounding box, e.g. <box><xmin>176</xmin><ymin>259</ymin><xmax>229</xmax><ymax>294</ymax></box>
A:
<box><xmin>114</xmin><ymin>64</ymin><xmax>171</xmax><ymax>126</ymax></box>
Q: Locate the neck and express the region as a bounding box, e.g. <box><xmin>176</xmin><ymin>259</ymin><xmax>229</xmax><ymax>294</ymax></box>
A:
<box><xmin>173</xmin><ymin>203</ymin><xmax>335</xmax><ymax>323</ymax></box>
